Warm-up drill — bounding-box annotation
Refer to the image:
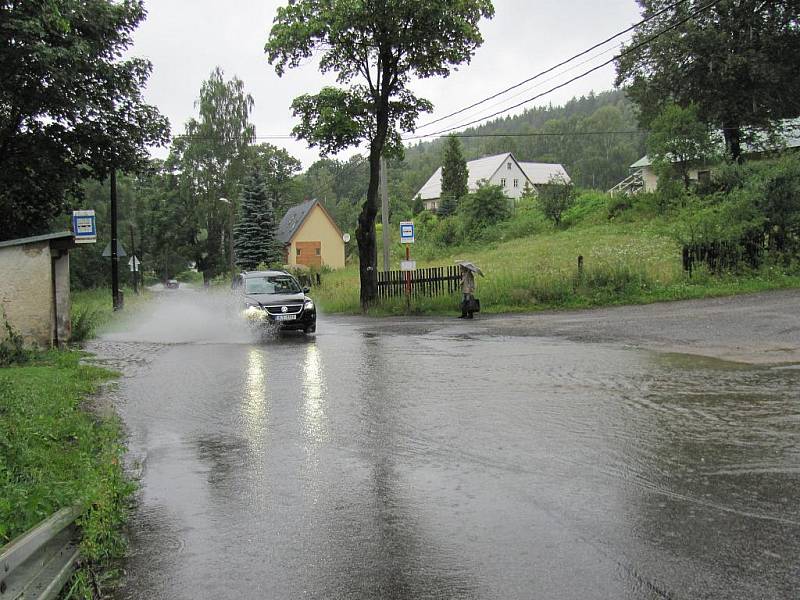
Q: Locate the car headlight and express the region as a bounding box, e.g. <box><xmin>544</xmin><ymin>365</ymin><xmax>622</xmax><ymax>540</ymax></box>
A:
<box><xmin>244</xmin><ymin>305</ymin><xmax>265</xmax><ymax>320</ymax></box>
<box><xmin>303</xmin><ymin>299</ymin><xmax>314</xmax><ymax>310</ymax></box>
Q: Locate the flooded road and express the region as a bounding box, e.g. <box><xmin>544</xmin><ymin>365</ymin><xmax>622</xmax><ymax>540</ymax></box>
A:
<box><xmin>92</xmin><ymin>291</ymin><xmax>800</xmax><ymax>599</ymax></box>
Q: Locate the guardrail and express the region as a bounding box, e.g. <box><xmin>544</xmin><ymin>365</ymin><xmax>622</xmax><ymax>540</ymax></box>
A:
<box><xmin>0</xmin><ymin>505</ymin><xmax>83</xmax><ymax>600</ymax></box>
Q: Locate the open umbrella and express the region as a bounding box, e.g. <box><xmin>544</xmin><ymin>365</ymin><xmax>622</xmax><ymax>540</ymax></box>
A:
<box><xmin>455</xmin><ymin>260</ymin><xmax>485</xmax><ymax>277</ymax></box>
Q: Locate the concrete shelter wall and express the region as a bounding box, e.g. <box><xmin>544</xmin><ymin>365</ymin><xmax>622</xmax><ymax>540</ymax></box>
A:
<box><xmin>54</xmin><ymin>252</ymin><xmax>71</xmax><ymax>344</ymax></box>
<box><xmin>0</xmin><ymin>242</ymin><xmax>54</xmax><ymax>346</ymax></box>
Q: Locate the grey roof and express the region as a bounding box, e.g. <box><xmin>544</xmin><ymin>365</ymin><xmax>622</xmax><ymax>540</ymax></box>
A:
<box><xmin>0</xmin><ymin>231</ymin><xmax>74</xmax><ymax>249</ymax></box>
<box><xmin>416</xmin><ymin>152</ymin><xmax>570</xmax><ymax>200</ymax></box>
<box><xmin>277</xmin><ymin>199</ymin><xmax>317</xmax><ymax>244</ymax></box>
<box><xmin>518</xmin><ymin>162</ymin><xmax>572</xmax><ymax>184</ymax></box>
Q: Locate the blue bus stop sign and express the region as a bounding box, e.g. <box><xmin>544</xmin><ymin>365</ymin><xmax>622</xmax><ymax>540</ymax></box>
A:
<box><xmin>72</xmin><ymin>210</ymin><xmax>97</xmax><ymax>244</ymax></box>
<box><xmin>399</xmin><ymin>221</ymin><xmax>415</xmax><ymax>244</ymax></box>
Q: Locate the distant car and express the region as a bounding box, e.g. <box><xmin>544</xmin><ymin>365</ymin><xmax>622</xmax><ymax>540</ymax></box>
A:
<box><xmin>166</xmin><ymin>279</ymin><xmax>179</xmax><ymax>289</ymax></box>
<box><xmin>235</xmin><ymin>270</ymin><xmax>316</xmax><ymax>334</ymax></box>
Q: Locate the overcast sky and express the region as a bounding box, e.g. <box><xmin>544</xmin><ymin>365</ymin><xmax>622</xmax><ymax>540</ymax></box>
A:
<box><xmin>131</xmin><ymin>0</ymin><xmax>642</xmax><ymax>170</ymax></box>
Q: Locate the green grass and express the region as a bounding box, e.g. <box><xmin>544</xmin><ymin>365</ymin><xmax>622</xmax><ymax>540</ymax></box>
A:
<box><xmin>0</xmin><ymin>350</ymin><xmax>133</xmax><ymax>597</ymax></box>
<box><xmin>314</xmin><ymin>219</ymin><xmax>800</xmax><ymax>315</ymax></box>
<box><xmin>71</xmin><ymin>287</ymin><xmax>152</xmax><ymax>342</ymax></box>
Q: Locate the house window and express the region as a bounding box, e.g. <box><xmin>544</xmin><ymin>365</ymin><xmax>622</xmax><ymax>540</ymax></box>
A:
<box><xmin>513</xmin><ymin>178</ymin><xmax>519</xmax><ymax>188</ymax></box>
<box><xmin>296</xmin><ymin>248</ymin><xmax>301</xmax><ymax>256</ymax></box>
<box><xmin>315</xmin><ymin>247</ymin><xmax>321</xmax><ymax>256</ymax></box>
<box><xmin>500</xmin><ymin>178</ymin><xmax>507</xmax><ymax>187</ymax></box>
<box><xmin>507</xmin><ymin>162</ymin><xmax>512</xmax><ymax>170</ymax></box>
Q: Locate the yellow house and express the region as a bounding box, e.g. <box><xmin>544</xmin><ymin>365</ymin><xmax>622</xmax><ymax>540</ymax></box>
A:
<box><xmin>277</xmin><ymin>199</ymin><xmax>346</xmax><ymax>269</ymax></box>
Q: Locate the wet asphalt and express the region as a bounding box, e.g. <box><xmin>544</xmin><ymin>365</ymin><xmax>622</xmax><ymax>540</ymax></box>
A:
<box><xmin>91</xmin><ymin>290</ymin><xmax>800</xmax><ymax>599</ymax></box>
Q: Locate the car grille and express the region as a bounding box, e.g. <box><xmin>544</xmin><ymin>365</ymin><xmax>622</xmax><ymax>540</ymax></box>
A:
<box><xmin>264</xmin><ymin>303</ymin><xmax>303</xmax><ymax>315</ymax></box>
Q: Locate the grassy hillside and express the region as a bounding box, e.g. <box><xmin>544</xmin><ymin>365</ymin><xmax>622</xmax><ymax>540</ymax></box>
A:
<box><xmin>314</xmin><ymin>188</ymin><xmax>800</xmax><ymax>316</ymax></box>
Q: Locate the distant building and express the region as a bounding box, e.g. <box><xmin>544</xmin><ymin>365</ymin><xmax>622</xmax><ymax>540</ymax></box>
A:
<box><xmin>610</xmin><ymin>120</ymin><xmax>800</xmax><ymax>196</ymax></box>
<box><xmin>277</xmin><ymin>199</ymin><xmax>346</xmax><ymax>270</ymax></box>
<box><xmin>0</xmin><ymin>232</ymin><xmax>76</xmax><ymax>347</ymax></box>
<box><xmin>415</xmin><ymin>152</ymin><xmax>571</xmax><ymax>212</ymax></box>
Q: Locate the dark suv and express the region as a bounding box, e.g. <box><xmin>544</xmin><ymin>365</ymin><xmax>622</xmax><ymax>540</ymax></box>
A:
<box><xmin>236</xmin><ymin>270</ymin><xmax>317</xmax><ymax>334</ymax></box>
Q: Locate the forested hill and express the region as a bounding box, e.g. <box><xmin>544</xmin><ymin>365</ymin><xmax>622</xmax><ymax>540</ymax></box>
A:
<box><xmin>389</xmin><ymin>89</ymin><xmax>646</xmax><ymax>201</ymax></box>
<box><xmin>299</xmin><ymin>89</ymin><xmax>647</xmax><ymax>233</ymax></box>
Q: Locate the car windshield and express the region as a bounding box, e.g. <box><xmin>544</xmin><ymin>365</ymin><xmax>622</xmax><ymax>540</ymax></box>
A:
<box><xmin>244</xmin><ymin>275</ymin><xmax>301</xmax><ymax>295</ymax></box>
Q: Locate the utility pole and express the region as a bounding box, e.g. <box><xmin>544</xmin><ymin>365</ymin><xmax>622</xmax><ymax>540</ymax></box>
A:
<box><xmin>129</xmin><ymin>223</ymin><xmax>138</xmax><ymax>295</ymax></box>
<box><xmin>380</xmin><ymin>156</ymin><xmax>390</xmax><ymax>272</ymax></box>
<box><xmin>110</xmin><ymin>167</ymin><xmax>121</xmax><ymax>310</ymax></box>
<box><xmin>219</xmin><ymin>197</ymin><xmax>235</xmax><ymax>284</ymax></box>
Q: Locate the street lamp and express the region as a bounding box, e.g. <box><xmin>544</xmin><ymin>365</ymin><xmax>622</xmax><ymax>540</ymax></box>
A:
<box><xmin>218</xmin><ymin>197</ymin><xmax>234</xmax><ymax>282</ymax></box>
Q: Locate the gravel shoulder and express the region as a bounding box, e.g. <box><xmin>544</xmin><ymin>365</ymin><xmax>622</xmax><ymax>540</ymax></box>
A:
<box><xmin>342</xmin><ymin>289</ymin><xmax>800</xmax><ymax>365</ymax></box>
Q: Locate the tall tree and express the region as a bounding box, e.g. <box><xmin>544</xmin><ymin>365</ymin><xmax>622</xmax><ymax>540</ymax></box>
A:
<box><xmin>266</xmin><ymin>0</ymin><xmax>494</xmax><ymax>308</ymax></box>
<box><xmin>439</xmin><ymin>135</ymin><xmax>469</xmax><ymax>216</ymax></box>
<box><xmin>647</xmin><ymin>103</ymin><xmax>716</xmax><ymax>189</ymax></box>
<box><xmin>168</xmin><ymin>67</ymin><xmax>255</xmax><ymax>282</ymax></box>
<box><xmin>616</xmin><ymin>0</ymin><xmax>800</xmax><ymax>161</ymax></box>
<box><xmin>234</xmin><ymin>170</ymin><xmax>284</xmax><ymax>271</ymax></box>
<box><xmin>0</xmin><ymin>0</ymin><xmax>169</xmax><ymax>240</ymax></box>
<box><xmin>243</xmin><ymin>143</ymin><xmax>302</xmax><ymax>217</ymax></box>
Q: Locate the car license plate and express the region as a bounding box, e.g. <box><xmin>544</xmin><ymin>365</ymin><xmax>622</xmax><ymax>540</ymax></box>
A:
<box><xmin>273</xmin><ymin>314</ymin><xmax>296</xmax><ymax>321</ymax></box>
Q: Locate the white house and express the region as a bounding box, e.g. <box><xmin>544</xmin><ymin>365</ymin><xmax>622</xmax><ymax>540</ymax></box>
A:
<box><xmin>415</xmin><ymin>152</ymin><xmax>570</xmax><ymax>211</ymax></box>
<box><xmin>609</xmin><ymin>120</ymin><xmax>800</xmax><ymax>196</ymax></box>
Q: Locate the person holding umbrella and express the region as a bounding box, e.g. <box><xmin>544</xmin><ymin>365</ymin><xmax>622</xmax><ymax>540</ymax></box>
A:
<box><xmin>457</xmin><ymin>261</ymin><xmax>483</xmax><ymax>319</ymax></box>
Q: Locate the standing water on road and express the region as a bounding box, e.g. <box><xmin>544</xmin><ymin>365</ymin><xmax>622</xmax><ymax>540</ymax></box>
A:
<box><xmin>90</xmin><ymin>293</ymin><xmax>800</xmax><ymax>599</ymax></box>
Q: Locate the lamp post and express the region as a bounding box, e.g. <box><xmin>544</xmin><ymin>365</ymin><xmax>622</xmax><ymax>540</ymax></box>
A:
<box><xmin>219</xmin><ymin>197</ymin><xmax>234</xmax><ymax>282</ymax></box>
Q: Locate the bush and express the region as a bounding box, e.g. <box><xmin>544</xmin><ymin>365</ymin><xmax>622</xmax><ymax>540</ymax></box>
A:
<box><xmin>654</xmin><ymin>176</ymin><xmax>687</xmax><ymax>212</ymax></box>
<box><xmin>487</xmin><ymin>208</ymin><xmax>548</xmax><ymax>241</ymax></box>
<box><xmin>429</xmin><ymin>216</ymin><xmax>464</xmax><ymax>247</ymax></box>
<box><xmin>607</xmin><ymin>195</ymin><xmax>633</xmax><ymax>219</ymax></box>
<box><xmin>561</xmin><ymin>191</ymin><xmax>609</xmax><ymax>226</ymax></box>
<box><xmin>459</xmin><ymin>182</ymin><xmax>510</xmax><ymax>230</ymax></box>
<box><xmin>176</xmin><ymin>270</ymin><xmax>203</xmax><ymax>283</ymax></box>
<box><xmin>70</xmin><ymin>306</ymin><xmax>100</xmax><ymax>344</ymax></box>
<box><xmin>0</xmin><ymin>317</ymin><xmax>30</xmax><ymax>366</ymax></box>
<box><xmin>537</xmin><ymin>176</ymin><xmax>575</xmax><ymax>226</ymax></box>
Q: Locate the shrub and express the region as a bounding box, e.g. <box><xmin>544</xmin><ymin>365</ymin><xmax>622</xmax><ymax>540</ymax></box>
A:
<box><xmin>176</xmin><ymin>270</ymin><xmax>203</xmax><ymax>283</ymax></box>
<box><xmin>537</xmin><ymin>176</ymin><xmax>575</xmax><ymax>226</ymax></box>
<box><xmin>430</xmin><ymin>216</ymin><xmax>464</xmax><ymax>247</ymax></box>
<box><xmin>607</xmin><ymin>195</ymin><xmax>633</xmax><ymax>219</ymax></box>
<box><xmin>562</xmin><ymin>191</ymin><xmax>609</xmax><ymax>226</ymax></box>
<box><xmin>70</xmin><ymin>306</ymin><xmax>100</xmax><ymax>344</ymax></box>
<box><xmin>487</xmin><ymin>208</ymin><xmax>548</xmax><ymax>241</ymax></box>
<box><xmin>0</xmin><ymin>317</ymin><xmax>30</xmax><ymax>366</ymax></box>
<box><xmin>459</xmin><ymin>182</ymin><xmax>510</xmax><ymax>230</ymax></box>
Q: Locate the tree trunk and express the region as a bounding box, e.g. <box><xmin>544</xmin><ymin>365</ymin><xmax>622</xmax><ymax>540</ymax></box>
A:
<box><xmin>723</xmin><ymin>123</ymin><xmax>742</xmax><ymax>163</ymax></box>
<box><xmin>356</xmin><ymin>86</ymin><xmax>391</xmax><ymax>310</ymax></box>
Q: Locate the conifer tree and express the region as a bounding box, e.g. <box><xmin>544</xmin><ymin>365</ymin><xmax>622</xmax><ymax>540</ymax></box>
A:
<box><xmin>234</xmin><ymin>170</ymin><xmax>284</xmax><ymax>270</ymax></box>
<box><xmin>439</xmin><ymin>135</ymin><xmax>469</xmax><ymax>215</ymax></box>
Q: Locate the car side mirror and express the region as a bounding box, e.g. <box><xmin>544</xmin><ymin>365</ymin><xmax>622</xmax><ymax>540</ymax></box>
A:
<box><xmin>303</xmin><ymin>286</ymin><xmax>310</xmax><ymax>293</ymax></box>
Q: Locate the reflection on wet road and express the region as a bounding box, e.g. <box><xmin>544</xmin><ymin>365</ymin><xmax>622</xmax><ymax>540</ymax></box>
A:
<box><xmin>92</xmin><ymin>296</ymin><xmax>800</xmax><ymax>599</ymax></box>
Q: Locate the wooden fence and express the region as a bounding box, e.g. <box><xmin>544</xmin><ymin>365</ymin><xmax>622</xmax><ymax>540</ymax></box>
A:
<box><xmin>376</xmin><ymin>265</ymin><xmax>461</xmax><ymax>299</ymax></box>
<box><xmin>682</xmin><ymin>236</ymin><xmax>763</xmax><ymax>276</ymax></box>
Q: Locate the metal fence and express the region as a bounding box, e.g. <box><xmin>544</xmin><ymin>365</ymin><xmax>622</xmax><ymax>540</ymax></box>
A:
<box><xmin>0</xmin><ymin>505</ymin><xmax>82</xmax><ymax>599</ymax></box>
<box><xmin>376</xmin><ymin>265</ymin><xmax>461</xmax><ymax>299</ymax></box>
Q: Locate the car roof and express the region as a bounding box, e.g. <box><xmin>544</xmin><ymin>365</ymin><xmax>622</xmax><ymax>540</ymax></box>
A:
<box><xmin>241</xmin><ymin>270</ymin><xmax>291</xmax><ymax>278</ymax></box>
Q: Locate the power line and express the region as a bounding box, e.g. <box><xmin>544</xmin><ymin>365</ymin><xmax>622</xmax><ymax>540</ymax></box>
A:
<box><xmin>432</xmin><ymin>43</ymin><xmax>626</xmax><ymax>133</ymax></box>
<box><xmin>414</xmin><ymin>0</ymin><xmax>693</xmax><ymax>131</ymax></box>
<box><xmin>407</xmin><ymin>0</ymin><xmax>722</xmax><ymax>141</ymax></box>
<box><xmin>172</xmin><ymin>134</ymin><xmax>296</xmax><ymax>141</ymax></box>
<box><xmin>449</xmin><ymin>130</ymin><xmax>644</xmax><ymax>138</ymax></box>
